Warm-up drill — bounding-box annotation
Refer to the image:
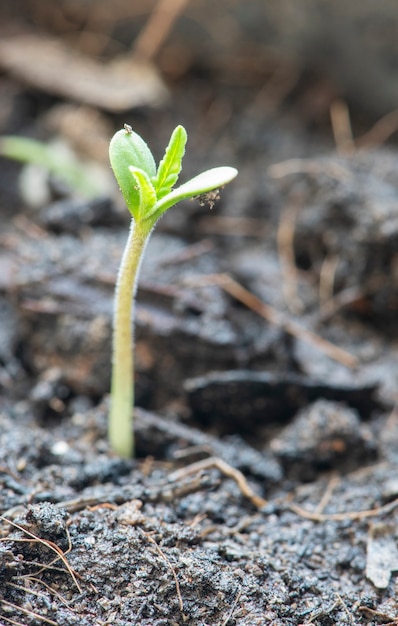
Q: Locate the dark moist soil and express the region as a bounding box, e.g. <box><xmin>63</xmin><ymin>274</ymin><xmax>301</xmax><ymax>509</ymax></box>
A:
<box><xmin>2</xmin><ymin>4</ymin><xmax>398</xmax><ymax>626</ymax></box>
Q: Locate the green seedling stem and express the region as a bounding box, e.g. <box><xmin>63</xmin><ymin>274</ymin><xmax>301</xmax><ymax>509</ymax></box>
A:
<box><xmin>109</xmin><ymin>123</ymin><xmax>237</xmax><ymax>457</ymax></box>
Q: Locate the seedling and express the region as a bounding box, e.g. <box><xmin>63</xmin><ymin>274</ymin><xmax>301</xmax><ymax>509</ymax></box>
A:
<box><xmin>109</xmin><ymin>124</ymin><xmax>237</xmax><ymax>457</ymax></box>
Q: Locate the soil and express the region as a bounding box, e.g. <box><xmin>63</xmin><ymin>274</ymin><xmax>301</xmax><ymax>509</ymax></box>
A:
<box><xmin>2</xmin><ymin>3</ymin><xmax>398</xmax><ymax>625</ymax></box>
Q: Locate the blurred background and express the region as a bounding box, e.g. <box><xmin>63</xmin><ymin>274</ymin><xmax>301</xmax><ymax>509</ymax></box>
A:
<box><xmin>1</xmin><ymin>0</ymin><xmax>398</xmax><ymax>221</ymax></box>
<box><xmin>1</xmin><ymin>0</ymin><xmax>398</xmax><ymax>153</ymax></box>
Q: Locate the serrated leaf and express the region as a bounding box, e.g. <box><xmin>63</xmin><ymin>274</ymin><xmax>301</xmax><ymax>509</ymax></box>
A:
<box><xmin>152</xmin><ymin>125</ymin><xmax>187</xmax><ymax>199</ymax></box>
<box><xmin>152</xmin><ymin>166</ymin><xmax>238</xmax><ymax>220</ymax></box>
<box><xmin>128</xmin><ymin>166</ymin><xmax>157</xmax><ymax>221</ymax></box>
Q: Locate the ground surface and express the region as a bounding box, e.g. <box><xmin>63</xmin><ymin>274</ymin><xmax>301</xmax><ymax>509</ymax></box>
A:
<box><xmin>1</xmin><ymin>2</ymin><xmax>398</xmax><ymax>625</ymax></box>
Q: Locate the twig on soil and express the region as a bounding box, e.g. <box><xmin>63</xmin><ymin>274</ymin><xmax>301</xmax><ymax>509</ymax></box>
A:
<box><xmin>319</xmin><ymin>254</ymin><xmax>339</xmax><ymax>312</ymax></box>
<box><xmin>355</xmin><ymin>106</ymin><xmax>398</xmax><ymax>150</ymax></box>
<box><xmin>277</xmin><ymin>199</ymin><xmax>304</xmax><ymax>314</ymax></box>
<box><xmin>185</xmin><ymin>273</ymin><xmax>358</xmax><ymax>368</ymax></box>
<box><xmin>304</xmin><ymin>600</ymin><xmax>340</xmax><ymax>624</ymax></box>
<box><xmin>3</xmin><ymin>552</ymin><xmax>76</xmax><ymax>580</ymax></box>
<box><xmin>3</xmin><ymin>471</ymin><xmax>220</xmax><ymax>519</ymax></box>
<box><xmin>133</xmin><ymin>0</ymin><xmax>191</xmax><ymax>61</ymax></box>
<box><xmin>318</xmin><ymin>286</ymin><xmax>366</xmax><ymax>322</ymax></box>
<box><xmin>314</xmin><ymin>473</ymin><xmax>340</xmax><ymax>515</ymax></box>
<box><xmin>335</xmin><ymin>592</ymin><xmax>354</xmax><ymax>623</ymax></box>
<box><xmin>357</xmin><ymin>605</ymin><xmax>398</xmax><ymax>624</ymax></box>
<box><xmin>221</xmin><ymin>587</ymin><xmax>242</xmax><ymax>626</ymax></box>
<box><xmin>169</xmin><ymin>456</ymin><xmax>268</xmax><ymax>509</ymax></box>
<box><xmin>140</xmin><ymin>529</ymin><xmax>185</xmax><ymax>615</ymax></box>
<box><xmin>0</xmin><ymin>516</ymin><xmax>81</xmax><ymax>593</ymax></box>
<box><xmin>246</xmin><ymin>57</ymin><xmax>301</xmax><ymax>116</ymax></box>
<box><xmin>332</xmin><ymin>99</ymin><xmax>398</xmax><ymax>152</ymax></box>
<box><xmin>0</xmin><ymin>599</ymin><xmax>58</xmax><ymax>626</ymax></box>
<box><xmin>220</xmin><ymin>275</ymin><xmax>358</xmax><ymax>367</ymax></box>
<box><xmin>0</xmin><ymin>616</ymin><xmax>28</xmax><ymax>626</ymax></box>
<box><xmin>17</xmin><ymin>524</ymin><xmax>75</xmax><ymax>582</ymax></box>
<box><xmin>173</xmin><ymin>444</ymin><xmax>214</xmax><ymax>460</ymax></box>
<box><xmin>268</xmin><ymin>158</ymin><xmax>352</xmax><ymax>181</ymax></box>
<box><xmin>330</xmin><ymin>99</ymin><xmax>355</xmax><ymax>156</ymax></box>
<box><xmin>7</xmin><ymin>579</ymin><xmax>72</xmax><ymax>609</ymax></box>
<box><xmin>289</xmin><ymin>496</ymin><xmax>398</xmax><ymax>523</ymax></box>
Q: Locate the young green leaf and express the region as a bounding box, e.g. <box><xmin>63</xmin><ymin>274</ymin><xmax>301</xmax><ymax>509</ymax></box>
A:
<box><xmin>129</xmin><ymin>166</ymin><xmax>157</xmax><ymax>221</ymax></box>
<box><xmin>152</xmin><ymin>125</ymin><xmax>187</xmax><ymax>199</ymax></box>
<box><xmin>152</xmin><ymin>166</ymin><xmax>238</xmax><ymax>219</ymax></box>
<box><xmin>109</xmin><ymin>126</ymin><xmax>156</xmax><ymax>215</ymax></box>
<box><xmin>108</xmin><ymin>123</ymin><xmax>238</xmax><ymax>458</ymax></box>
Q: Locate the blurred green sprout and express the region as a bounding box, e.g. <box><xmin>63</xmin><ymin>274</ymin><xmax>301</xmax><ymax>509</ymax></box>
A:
<box><xmin>0</xmin><ymin>136</ymin><xmax>102</xmax><ymax>198</ymax></box>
